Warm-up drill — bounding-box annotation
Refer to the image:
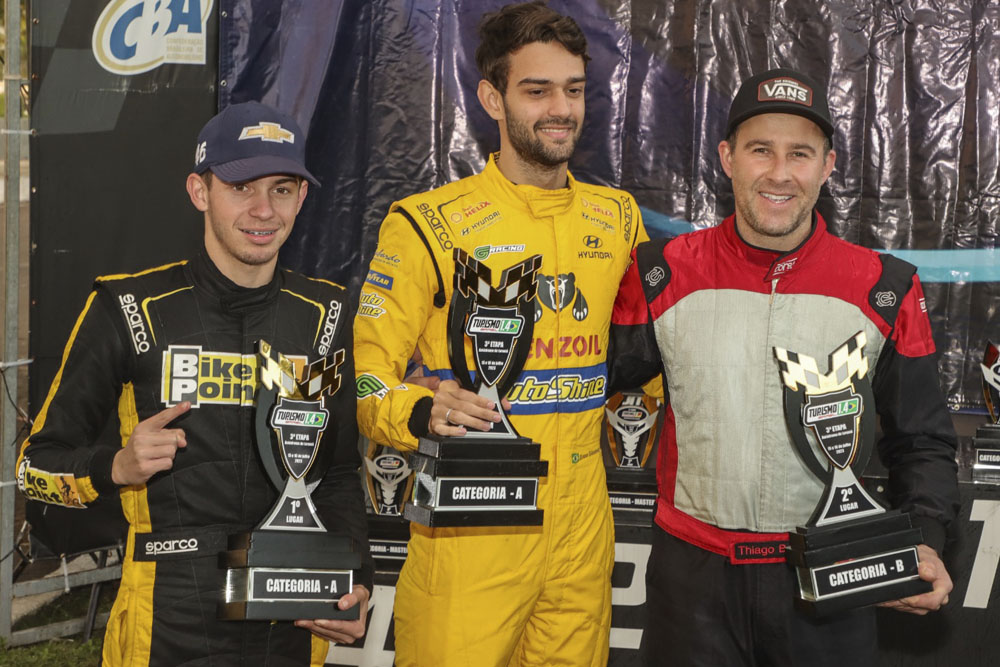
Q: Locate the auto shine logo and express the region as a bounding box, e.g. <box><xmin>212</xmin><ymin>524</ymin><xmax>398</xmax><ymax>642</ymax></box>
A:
<box><xmin>93</xmin><ymin>0</ymin><xmax>214</xmax><ymax>75</ymax></box>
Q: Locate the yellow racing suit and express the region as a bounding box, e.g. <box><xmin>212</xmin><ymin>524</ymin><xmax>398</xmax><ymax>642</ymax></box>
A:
<box><xmin>354</xmin><ymin>155</ymin><xmax>645</xmax><ymax>666</ymax></box>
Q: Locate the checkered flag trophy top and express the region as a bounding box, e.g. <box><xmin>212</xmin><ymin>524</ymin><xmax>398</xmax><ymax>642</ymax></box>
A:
<box><xmin>448</xmin><ymin>248</ymin><xmax>543</xmax><ymax>438</ymax></box>
<box><xmin>773</xmin><ymin>331</ymin><xmax>929</xmax><ymax>615</ymax></box>
<box><xmin>402</xmin><ymin>248</ymin><xmax>549</xmax><ymax>528</ymax></box>
<box><xmin>219</xmin><ymin>340</ymin><xmax>360</xmax><ymax>622</ymax></box>
<box><xmin>774</xmin><ymin>331</ymin><xmax>882</xmax><ymax>527</ymax></box>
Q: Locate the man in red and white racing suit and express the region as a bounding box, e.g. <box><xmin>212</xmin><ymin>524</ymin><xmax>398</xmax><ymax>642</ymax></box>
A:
<box><xmin>609</xmin><ymin>68</ymin><xmax>959</xmax><ymax>666</ymax></box>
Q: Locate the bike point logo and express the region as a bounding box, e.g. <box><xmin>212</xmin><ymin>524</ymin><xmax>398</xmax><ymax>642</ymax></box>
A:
<box><xmin>161</xmin><ymin>345</ymin><xmax>306</xmax><ymax>408</ymax></box>
<box><xmin>93</xmin><ymin>0</ymin><xmax>214</xmax><ymax>75</ymax></box>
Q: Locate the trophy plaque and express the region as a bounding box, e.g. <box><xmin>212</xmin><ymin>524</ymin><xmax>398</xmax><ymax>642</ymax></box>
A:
<box><xmin>404</xmin><ymin>248</ymin><xmax>549</xmax><ymax>528</ymax></box>
<box><xmin>219</xmin><ymin>341</ymin><xmax>361</xmax><ymax>621</ymax></box>
<box><xmin>774</xmin><ymin>331</ymin><xmax>930</xmax><ymax>616</ymax></box>
<box><xmin>602</xmin><ymin>391</ymin><xmax>660</xmax><ymax>517</ymax></box>
<box><xmin>972</xmin><ymin>341</ymin><xmax>1000</xmax><ymax>483</ymax></box>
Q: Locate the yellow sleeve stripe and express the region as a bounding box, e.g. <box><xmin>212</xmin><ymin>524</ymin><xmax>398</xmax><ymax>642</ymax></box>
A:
<box><xmin>21</xmin><ymin>291</ymin><xmax>99</xmax><ymax>458</ymax></box>
<box><xmin>281</xmin><ymin>289</ymin><xmax>326</xmax><ymax>346</ymax></box>
<box><xmin>96</xmin><ymin>259</ymin><xmax>187</xmax><ymax>282</ymax></box>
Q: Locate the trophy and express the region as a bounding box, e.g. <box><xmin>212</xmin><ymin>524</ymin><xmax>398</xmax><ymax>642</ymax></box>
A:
<box><xmin>362</xmin><ymin>438</ymin><xmax>413</xmax><ymax>568</ymax></box>
<box><xmin>601</xmin><ymin>391</ymin><xmax>660</xmax><ymax>516</ymax></box>
<box><xmin>972</xmin><ymin>341</ymin><xmax>1000</xmax><ymax>483</ymax></box>
<box><xmin>404</xmin><ymin>248</ymin><xmax>549</xmax><ymax>527</ymax></box>
<box><xmin>219</xmin><ymin>341</ymin><xmax>361</xmax><ymax>621</ymax></box>
<box><xmin>774</xmin><ymin>332</ymin><xmax>930</xmax><ymax>616</ymax></box>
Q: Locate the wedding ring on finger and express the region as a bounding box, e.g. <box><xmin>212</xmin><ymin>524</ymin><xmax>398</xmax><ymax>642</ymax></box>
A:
<box><xmin>445</xmin><ymin>408</ymin><xmax>454</xmax><ymax>425</ymax></box>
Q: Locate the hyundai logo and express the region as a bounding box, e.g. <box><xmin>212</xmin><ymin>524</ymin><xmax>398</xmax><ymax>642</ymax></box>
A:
<box><xmin>583</xmin><ymin>235</ymin><xmax>603</xmax><ymax>249</ymax></box>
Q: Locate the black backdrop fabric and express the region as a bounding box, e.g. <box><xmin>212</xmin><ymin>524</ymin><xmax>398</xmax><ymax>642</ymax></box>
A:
<box><xmin>219</xmin><ymin>0</ymin><xmax>999</xmax><ymax>413</ymax></box>
<box><xmin>28</xmin><ymin>1</ymin><xmax>1000</xmax><ymax>419</ymax></box>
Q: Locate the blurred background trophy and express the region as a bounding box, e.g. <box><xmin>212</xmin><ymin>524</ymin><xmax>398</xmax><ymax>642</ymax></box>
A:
<box><xmin>219</xmin><ymin>341</ymin><xmax>361</xmax><ymax>621</ymax></box>
<box><xmin>972</xmin><ymin>341</ymin><xmax>1000</xmax><ymax>483</ymax></box>
<box><xmin>361</xmin><ymin>437</ymin><xmax>414</xmax><ymax>570</ymax></box>
<box><xmin>601</xmin><ymin>390</ymin><xmax>660</xmax><ymax>519</ymax></box>
<box><xmin>774</xmin><ymin>332</ymin><xmax>930</xmax><ymax>616</ymax></box>
<box><xmin>404</xmin><ymin>248</ymin><xmax>549</xmax><ymax>527</ymax></box>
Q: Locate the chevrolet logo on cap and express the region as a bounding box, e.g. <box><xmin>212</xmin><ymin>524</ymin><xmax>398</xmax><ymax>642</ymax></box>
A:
<box><xmin>239</xmin><ymin>122</ymin><xmax>295</xmax><ymax>143</ymax></box>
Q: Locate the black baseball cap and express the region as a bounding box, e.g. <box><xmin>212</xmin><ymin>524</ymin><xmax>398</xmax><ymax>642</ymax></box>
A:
<box><xmin>193</xmin><ymin>101</ymin><xmax>319</xmax><ymax>185</ymax></box>
<box><xmin>725</xmin><ymin>68</ymin><xmax>834</xmax><ymax>140</ymax></box>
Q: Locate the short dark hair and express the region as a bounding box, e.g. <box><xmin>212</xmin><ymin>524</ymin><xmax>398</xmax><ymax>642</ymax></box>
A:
<box><xmin>475</xmin><ymin>1</ymin><xmax>589</xmax><ymax>93</ymax></box>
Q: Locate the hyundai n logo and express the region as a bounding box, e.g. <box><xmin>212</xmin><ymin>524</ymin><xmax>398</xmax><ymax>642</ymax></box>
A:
<box><xmin>583</xmin><ymin>235</ymin><xmax>603</xmax><ymax>249</ymax></box>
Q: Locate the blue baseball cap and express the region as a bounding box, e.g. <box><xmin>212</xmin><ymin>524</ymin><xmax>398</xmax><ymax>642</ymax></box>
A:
<box><xmin>193</xmin><ymin>101</ymin><xmax>319</xmax><ymax>186</ymax></box>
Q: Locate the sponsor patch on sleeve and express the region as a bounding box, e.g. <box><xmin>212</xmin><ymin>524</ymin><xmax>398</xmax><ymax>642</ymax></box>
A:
<box><xmin>357</xmin><ymin>374</ymin><xmax>390</xmax><ymax>400</ymax></box>
<box><xmin>365</xmin><ymin>270</ymin><xmax>394</xmax><ymax>290</ymax></box>
<box><xmin>17</xmin><ymin>458</ymin><xmax>85</xmax><ymax>508</ymax></box>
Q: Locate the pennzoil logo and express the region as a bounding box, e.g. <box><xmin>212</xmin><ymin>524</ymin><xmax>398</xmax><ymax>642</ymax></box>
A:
<box><xmin>17</xmin><ymin>459</ymin><xmax>85</xmax><ymax>508</ymax></box>
<box><xmin>161</xmin><ymin>345</ymin><xmax>305</xmax><ymax>408</ymax></box>
<box><xmin>93</xmin><ymin>0</ymin><xmax>214</xmax><ymax>76</ymax></box>
<box><xmin>239</xmin><ymin>122</ymin><xmax>295</xmax><ymax>143</ymax></box>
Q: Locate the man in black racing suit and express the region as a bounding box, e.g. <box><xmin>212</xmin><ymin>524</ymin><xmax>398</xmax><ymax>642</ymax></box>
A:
<box><xmin>16</xmin><ymin>102</ymin><xmax>372</xmax><ymax>666</ymax></box>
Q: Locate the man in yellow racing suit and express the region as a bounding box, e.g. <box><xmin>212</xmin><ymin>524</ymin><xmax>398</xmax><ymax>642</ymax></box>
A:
<box><xmin>354</xmin><ymin>4</ymin><xmax>646</xmax><ymax>665</ymax></box>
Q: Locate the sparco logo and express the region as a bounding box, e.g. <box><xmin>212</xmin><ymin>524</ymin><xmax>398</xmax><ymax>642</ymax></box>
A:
<box><xmin>645</xmin><ymin>266</ymin><xmax>665</xmax><ymax>287</ymax></box>
<box><xmin>417</xmin><ymin>202</ymin><xmax>453</xmax><ymax>251</ymax></box>
<box><xmin>145</xmin><ymin>538</ymin><xmax>199</xmax><ymax>556</ymax></box>
<box><xmin>758</xmin><ymin>77</ymin><xmax>812</xmax><ymax>106</ymax></box>
<box><xmin>875</xmin><ymin>291</ymin><xmax>897</xmax><ymax>308</ymax></box>
<box><xmin>119</xmin><ymin>293</ymin><xmax>151</xmax><ymax>354</ymax></box>
<box><xmin>318</xmin><ymin>300</ymin><xmax>342</xmax><ymax>356</ymax></box>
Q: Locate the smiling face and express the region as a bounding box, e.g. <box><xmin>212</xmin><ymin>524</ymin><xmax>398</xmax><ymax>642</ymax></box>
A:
<box><xmin>478</xmin><ymin>40</ymin><xmax>586</xmax><ymax>188</ymax></box>
<box><xmin>186</xmin><ymin>172</ymin><xmax>308</xmax><ymax>287</ymax></box>
<box><xmin>719</xmin><ymin>113</ymin><xmax>835</xmax><ymax>252</ymax></box>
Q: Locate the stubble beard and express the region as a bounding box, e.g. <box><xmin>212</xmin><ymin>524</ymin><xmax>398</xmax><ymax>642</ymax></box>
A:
<box><xmin>504</xmin><ymin>104</ymin><xmax>580</xmax><ymax>169</ymax></box>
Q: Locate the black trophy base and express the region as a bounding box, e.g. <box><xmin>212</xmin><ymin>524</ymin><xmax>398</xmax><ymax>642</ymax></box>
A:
<box><xmin>788</xmin><ymin>510</ymin><xmax>931</xmax><ymax>617</ymax></box>
<box><xmin>405</xmin><ymin>434</ymin><xmax>548</xmax><ymax>528</ymax></box>
<box><xmin>403</xmin><ymin>502</ymin><xmax>544</xmax><ymax>527</ymax></box>
<box><xmin>972</xmin><ymin>424</ymin><xmax>1000</xmax><ymax>484</ymax></box>
<box><xmin>605</xmin><ymin>468</ymin><xmax>657</xmax><ymax>524</ymax></box>
<box><xmin>219</xmin><ymin>530</ymin><xmax>361</xmax><ymax>621</ymax></box>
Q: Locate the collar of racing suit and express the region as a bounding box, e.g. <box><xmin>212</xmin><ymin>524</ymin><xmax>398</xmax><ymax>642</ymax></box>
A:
<box><xmin>721</xmin><ymin>209</ymin><xmax>829</xmax><ymax>283</ymax></box>
<box><xmin>482</xmin><ymin>152</ymin><xmax>579</xmax><ymax>219</ymax></box>
<box><xmin>187</xmin><ymin>246</ymin><xmax>283</xmax><ymax>312</ymax></box>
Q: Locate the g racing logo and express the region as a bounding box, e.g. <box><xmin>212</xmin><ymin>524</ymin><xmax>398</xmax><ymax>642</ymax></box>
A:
<box><xmin>93</xmin><ymin>0</ymin><xmax>214</xmax><ymax>76</ymax></box>
<box><xmin>357</xmin><ymin>374</ymin><xmax>390</xmax><ymax>400</ymax></box>
<box><xmin>118</xmin><ymin>293</ymin><xmax>150</xmax><ymax>354</ymax></box>
<box><xmin>161</xmin><ymin>345</ymin><xmax>305</xmax><ymax>408</ymax></box>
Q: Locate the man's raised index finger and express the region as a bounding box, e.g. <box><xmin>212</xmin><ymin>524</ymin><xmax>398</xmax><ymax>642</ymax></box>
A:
<box><xmin>146</xmin><ymin>401</ymin><xmax>191</xmax><ymax>428</ymax></box>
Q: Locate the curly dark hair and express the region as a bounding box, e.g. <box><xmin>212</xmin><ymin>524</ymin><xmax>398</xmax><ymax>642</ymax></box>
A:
<box><xmin>475</xmin><ymin>1</ymin><xmax>589</xmax><ymax>93</ymax></box>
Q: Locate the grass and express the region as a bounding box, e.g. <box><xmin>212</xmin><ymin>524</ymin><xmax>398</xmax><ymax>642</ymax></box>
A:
<box><xmin>1</xmin><ymin>582</ymin><xmax>116</xmax><ymax>666</ymax></box>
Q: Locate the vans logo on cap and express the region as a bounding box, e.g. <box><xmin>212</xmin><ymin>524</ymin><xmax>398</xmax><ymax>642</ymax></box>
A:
<box><xmin>758</xmin><ymin>77</ymin><xmax>813</xmax><ymax>107</ymax></box>
<box><xmin>239</xmin><ymin>122</ymin><xmax>295</xmax><ymax>144</ymax></box>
